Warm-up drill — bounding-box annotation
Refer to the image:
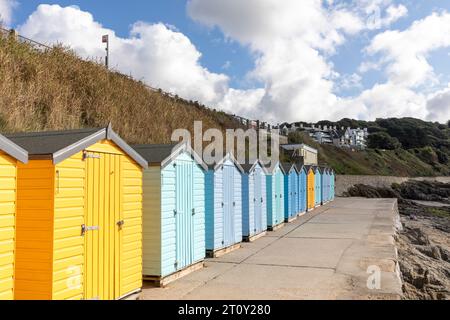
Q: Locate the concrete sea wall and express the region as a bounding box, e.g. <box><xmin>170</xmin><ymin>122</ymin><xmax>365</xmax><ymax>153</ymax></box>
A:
<box><xmin>336</xmin><ymin>175</ymin><xmax>450</xmax><ymax>196</ymax></box>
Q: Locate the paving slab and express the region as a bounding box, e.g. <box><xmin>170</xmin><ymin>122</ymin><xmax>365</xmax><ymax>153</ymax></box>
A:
<box><xmin>181</xmin><ymin>264</ymin><xmax>347</xmax><ymax>300</ymax></box>
<box><xmin>140</xmin><ymin>197</ymin><xmax>403</xmax><ymax>300</ymax></box>
<box><xmin>244</xmin><ymin>237</ymin><xmax>353</xmax><ymax>269</ymax></box>
<box><xmin>287</xmin><ymin>223</ymin><xmax>370</xmax><ymax>240</ymax></box>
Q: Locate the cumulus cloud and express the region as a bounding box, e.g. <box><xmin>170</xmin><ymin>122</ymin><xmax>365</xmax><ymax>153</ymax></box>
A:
<box><xmin>0</xmin><ymin>0</ymin><xmax>16</xmax><ymax>26</ymax></box>
<box><xmin>364</xmin><ymin>12</ymin><xmax>450</xmax><ymax>87</ymax></box>
<box><xmin>188</xmin><ymin>0</ymin><xmax>449</xmax><ymax>122</ymax></box>
<box><xmin>18</xmin><ymin>4</ymin><xmax>229</xmax><ymax>106</ymax></box>
<box><xmin>426</xmin><ymin>85</ymin><xmax>450</xmax><ymax>121</ymax></box>
<box><xmin>356</xmin><ymin>11</ymin><xmax>450</xmax><ymax>122</ymax></box>
<box><xmin>187</xmin><ymin>0</ymin><xmax>369</xmax><ymax>122</ymax></box>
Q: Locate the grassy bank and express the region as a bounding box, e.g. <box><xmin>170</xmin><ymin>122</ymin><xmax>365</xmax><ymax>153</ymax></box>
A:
<box><xmin>0</xmin><ymin>35</ymin><xmax>242</xmax><ymax>144</ymax></box>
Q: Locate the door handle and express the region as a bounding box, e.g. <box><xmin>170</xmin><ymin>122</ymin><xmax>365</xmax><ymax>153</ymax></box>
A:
<box><xmin>117</xmin><ymin>220</ymin><xmax>125</xmax><ymax>228</ymax></box>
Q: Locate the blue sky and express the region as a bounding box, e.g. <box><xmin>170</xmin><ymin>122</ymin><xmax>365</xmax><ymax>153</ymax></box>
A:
<box><xmin>10</xmin><ymin>0</ymin><xmax>256</xmax><ymax>88</ymax></box>
<box><xmin>2</xmin><ymin>0</ymin><xmax>450</xmax><ymax>123</ymax></box>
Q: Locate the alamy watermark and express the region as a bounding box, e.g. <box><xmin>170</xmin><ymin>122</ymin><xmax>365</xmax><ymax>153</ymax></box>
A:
<box><xmin>171</xmin><ymin>121</ymin><xmax>281</xmax><ymax>168</ymax></box>
<box><xmin>367</xmin><ymin>265</ymin><xmax>381</xmax><ymax>290</ymax></box>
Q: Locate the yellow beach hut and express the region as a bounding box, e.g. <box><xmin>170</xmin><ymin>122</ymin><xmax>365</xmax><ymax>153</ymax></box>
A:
<box><xmin>0</xmin><ymin>134</ymin><xmax>28</xmax><ymax>300</ymax></box>
<box><xmin>305</xmin><ymin>165</ymin><xmax>315</xmax><ymax>211</ymax></box>
<box><xmin>6</xmin><ymin>125</ymin><xmax>147</xmax><ymax>300</ymax></box>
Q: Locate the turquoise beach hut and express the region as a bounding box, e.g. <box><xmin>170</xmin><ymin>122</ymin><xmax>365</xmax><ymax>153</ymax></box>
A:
<box><xmin>314</xmin><ymin>166</ymin><xmax>322</xmax><ymax>207</ymax></box>
<box><xmin>266</xmin><ymin>162</ymin><xmax>286</xmax><ymax>231</ymax></box>
<box><xmin>133</xmin><ymin>142</ymin><xmax>207</xmax><ymax>286</ymax></box>
<box><xmin>205</xmin><ymin>154</ymin><xmax>244</xmax><ymax>257</ymax></box>
<box><xmin>330</xmin><ymin>169</ymin><xmax>335</xmax><ymax>200</ymax></box>
<box><xmin>242</xmin><ymin>160</ymin><xmax>268</xmax><ymax>242</ymax></box>
<box><xmin>321</xmin><ymin>167</ymin><xmax>329</xmax><ymax>204</ymax></box>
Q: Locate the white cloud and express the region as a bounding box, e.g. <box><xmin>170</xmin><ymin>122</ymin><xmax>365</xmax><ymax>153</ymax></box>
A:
<box><xmin>338</xmin><ymin>73</ymin><xmax>363</xmax><ymax>91</ymax></box>
<box><xmin>218</xmin><ymin>88</ymin><xmax>266</xmax><ymax>117</ymax></box>
<box><xmin>187</xmin><ymin>0</ymin><xmax>371</xmax><ymax>122</ymax></box>
<box><xmin>364</xmin><ymin>12</ymin><xmax>450</xmax><ymax>87</ymax></box>
<box><xmin>18</xmin><ymin>4</ymin><xmax>229</xmax><ymax>106</ymax></box>
<box><xmin>354</xmin><ymin>11</ymin><xmax>450</xmax><ymax>123</ymax></box>
<box><xmin>426</xmin><ymin>85</ymin><xmax>450</xmax><ymax>121</ymax></box>
<box><xmin>0</xmin><ymin>0</ymin><xmax>16</xmax><ymax>27</ymax></box>
<box><xmin>337</xmin><ymin>83</ymin><xmax>427</xmax><ymax>120</ymax></box>
<box><xmin>187</xmin><ymin>0</ymin><xmax>414</xmax><ymax>122</ymax></box>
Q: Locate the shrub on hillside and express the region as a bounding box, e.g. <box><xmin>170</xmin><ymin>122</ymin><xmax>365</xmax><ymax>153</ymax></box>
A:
<box><xmin>367</xmin><ymin>132</ymin><xmax>402</xmax><ymax>150</ymax></box>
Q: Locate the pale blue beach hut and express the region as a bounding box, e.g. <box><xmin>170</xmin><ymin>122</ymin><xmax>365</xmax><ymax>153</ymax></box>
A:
<box><xmin>282</xmin><ymin>163</ymin><xmax>299</xmax><ymax>222</ymax></box>
<box><xmin>241</xmin><ymin>160</ymin><xmax>268</xmax><ymax>242</ymax></box>
<box><xmin>205</xmin><ymin>154</ymin><xmax>244</xmax><ymax>257</ymax></box>
<box><xmin>314</xmin><ymin>166</ymin><xmax>322</xmax><ymax>207</ymax></box>
<box><xmin>134</xmin><ymin>142</ymin><xmax>207</xmax><ymax>285</ymax></box>
<box><xmin>266</xmin><ymin>162</ymin><xmax>286</xmax><ymax>231</ymax></box>
<box><xmin>297</xmin><ymin>164</ymin><xmax>308</xmax><ymax>215</ymax></box>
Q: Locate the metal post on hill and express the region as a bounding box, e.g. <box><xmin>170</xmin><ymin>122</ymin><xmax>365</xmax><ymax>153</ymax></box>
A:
<box><xmin>102</xmin><ymin>34</ymin><xmax>109</xmax><ymax>69</ymax></box>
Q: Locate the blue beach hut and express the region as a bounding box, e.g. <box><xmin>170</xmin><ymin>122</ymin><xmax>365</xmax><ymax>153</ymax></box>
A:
<box><xmin>133</xmin><ymin>142</ymin><xmax>207</xmax><ymax>286</ymax></box>
<box><xmin>282</xmin><ymin>163</ymin><xmax>299</xmax><ymax>222</ymax></box>
<box><xmin>241</xmin><ymin>160</ymin><xmax>268</xmax><ymax>242</ymax></box>
<box><xmin>205</xmin><ymin>154</ymin><xmax>244</xmax><ymax>257</ymax></box>
<box><xmin>297</xmin><ymin>164</ymin><xmax>308</xmax><ymax>215</ymax></box>
<box><xmin>266</xmin><ymin>162</ymin><xmax>286</xmax><ymax>231</ymax></box>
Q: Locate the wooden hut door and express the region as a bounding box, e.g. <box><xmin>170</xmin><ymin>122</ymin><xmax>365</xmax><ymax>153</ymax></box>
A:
<box><xmin>175</xmin><ymin>160</ymin><xmax>194</xmax><ymax>270</ymax></box>
<box><xmin>290</xmin><ymin>173</ymin><xmax>296</xmax><ymax>217</ymax></box>
<box><xmin>308</xmin><ymin>172</ymin><xmax>314</xmax><ymax>210</ymax></box>
<box><xmin>274</xmin><ymin>170</ymin><xmax>281</xmax><ymax>225</ymax></box>
<box><xmin>222</xmin><ymin>165</ymin><xmax>234</xmax><ymax>248</ymax></box>
<box><xmin>84</xmin><ymin>152</ymin><xmax>122</xmax><ymax>300</ymax></box>
<box><xmin>253</xmin><ymin>167</ymin><xmax>262</xmax><ymax>234</ymax></box>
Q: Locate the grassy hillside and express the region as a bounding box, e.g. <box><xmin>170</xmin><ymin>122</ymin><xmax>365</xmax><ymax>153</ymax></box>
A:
<box><xmin>0</xmin><ymin>35</ymin><xmax>243</xmax><ymax>144</ymax></box>
<box><xmin>286</xmin><ymin>132</ymin><xmax>450</xmax><ymax>177</ymax></box>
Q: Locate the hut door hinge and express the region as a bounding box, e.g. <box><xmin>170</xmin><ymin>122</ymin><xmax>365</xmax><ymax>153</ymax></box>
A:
<box><xmin>81</xmin><ymin>224</ymin><xmax>99</xmax><ymax>236</ymax></box>
<box><xmin>192</xmin><ymin>208</ymin><xmax>196</xmax><ymax>215</ymax></box>
<box><xmin>83</xmin><ymin>151</ymin><xmax>101</xmax><ymax>160</ymax></box>
<box><xmin>173</xmin><ymin>209</ymin><xmax>177</xmax><ymax>216</ymax></box>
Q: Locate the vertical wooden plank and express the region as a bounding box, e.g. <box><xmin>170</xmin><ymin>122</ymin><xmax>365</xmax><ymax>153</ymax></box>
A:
<box><xmin>86</xmin><ymin>156</ymin><xmax>93</xmax><ymax>299</ymax></box>
<box><xmin>109</xmin><ymin>154</ymin><xmax>115</xmax><ymax>299</ymax></box>
<box><xmin>98</xmin><ymin>153</ymin><xmax>105</xmax><ymax>300</ymax></box>
<box><xmin>116</xmin><ymin>155</ymin><xmax>122</xmax><ymax>299</ymax></box>
<box><xmin>104</xmin><ymin>153</ymin><xmax>110</xmax><ymax>299</ymax></box>
<box><xmin>93</xmin><ymin>154</ymin><xmax>100</xmax><ymax>299</ymax></box>
<box><xmin>114</xmin><ymin>155</ymin><xmax>121</xmax><ymax>299</ymax></box>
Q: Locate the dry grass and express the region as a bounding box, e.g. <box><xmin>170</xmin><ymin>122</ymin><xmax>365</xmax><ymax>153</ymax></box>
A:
<box><xmin>0</xmin><ymin>35</ymin><xmax>243</xmax><ymax>144</ymax></box>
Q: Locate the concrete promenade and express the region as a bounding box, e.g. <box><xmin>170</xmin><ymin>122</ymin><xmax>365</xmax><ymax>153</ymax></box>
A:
<box><xmin>141</xmin><ymin>198</ymin><xmax>403</xmax><ymax>300</ymax></box>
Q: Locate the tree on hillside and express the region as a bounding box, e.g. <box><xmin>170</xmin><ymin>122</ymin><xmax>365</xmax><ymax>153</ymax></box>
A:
<box><xmin>367</xmin><ymin>132</ymin><xmax>402</xmax><ymax>150</ymax></box>
<box><xmin>375</xmin><ymin>118</ymin><xmax>431</xmax><ymax>149</ymax></box>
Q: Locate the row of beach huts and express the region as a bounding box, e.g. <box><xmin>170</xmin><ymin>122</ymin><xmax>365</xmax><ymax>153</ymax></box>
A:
<box><xmin>0</xmin><ymin>125</ymin><xmax>335</xmax><ymax>300</ymax></box>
